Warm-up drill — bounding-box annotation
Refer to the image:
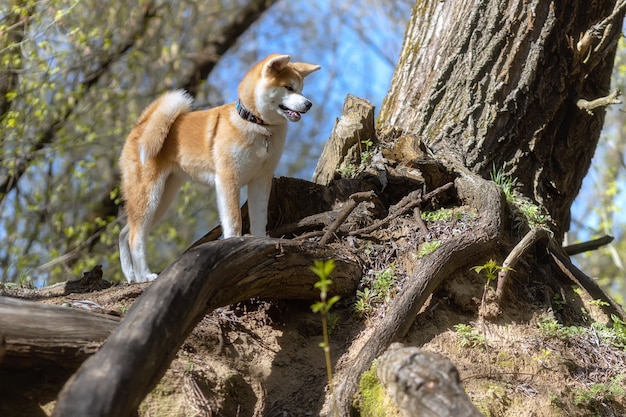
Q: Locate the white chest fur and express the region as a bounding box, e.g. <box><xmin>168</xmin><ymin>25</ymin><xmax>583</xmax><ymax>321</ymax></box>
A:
<box><xmin>229</xmin><ymin>111</ymin><xmax>287</xmax><ymax>186</ymax></box>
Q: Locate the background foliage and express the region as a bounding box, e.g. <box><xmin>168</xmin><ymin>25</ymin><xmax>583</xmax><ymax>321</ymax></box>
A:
<box><xmin>0</xmin><ymin>0</ymin><xmax>624</xmax><ymax>303</ymax></box>
<box><xmin>572</xmin><ymin>36</ymin><xmax>626</xmax><ymax>304</ymax></box>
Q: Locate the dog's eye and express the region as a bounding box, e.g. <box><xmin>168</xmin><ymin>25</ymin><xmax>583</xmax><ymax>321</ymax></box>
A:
<box><xmin>285</xmin><ymin>85</ymin><xmax>294</xmax><ymax>91</ymax></box>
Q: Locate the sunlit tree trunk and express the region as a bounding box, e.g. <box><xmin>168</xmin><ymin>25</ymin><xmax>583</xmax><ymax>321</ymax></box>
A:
<box><xmin>323</xmin><ymin>1</ymin><xmax>626</xmax><ymax>414</ymax></box>
<box><xmin>379</xmin><ymin>0</ymin><xmax>625</xmax><ymax>239</ymax></box>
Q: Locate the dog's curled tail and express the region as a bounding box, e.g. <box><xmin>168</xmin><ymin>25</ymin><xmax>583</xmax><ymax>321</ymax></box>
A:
<box><xmin>137</xmin><ymin>89</ymin><xmax>193</xmax><ymax>165</ymax></box>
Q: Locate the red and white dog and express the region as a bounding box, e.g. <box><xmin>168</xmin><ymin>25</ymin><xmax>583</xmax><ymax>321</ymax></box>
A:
<box><xmin>119</xmin><ymin>54</ymin><xmax>320</xmax><ymax>282</ymax></box>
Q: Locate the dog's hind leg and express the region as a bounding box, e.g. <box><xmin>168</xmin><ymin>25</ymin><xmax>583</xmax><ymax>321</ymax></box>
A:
<box><xmin>150</xmin><ymin>173</ymin><xmax>185</xmax><ymax>229</ymax></box>
<box><xmin>128</xmin><ymin>173</ymin><xmax>183</xmax><ymax>282</ymax></box>
<box><xmin>119</xmin><ymin>223</ymin><xmax>135</xmax><ymax>282</ymax></box>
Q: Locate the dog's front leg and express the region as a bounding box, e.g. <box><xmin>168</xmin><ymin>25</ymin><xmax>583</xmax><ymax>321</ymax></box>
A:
<box><xmin>215</xmin><ymin>173</ymin><xmax>242</xmax><ymax>238</ymax></box>
<box><xmin>248</xmin><ymin>175</ymin><xmax>272</xmax><ymax>237</ymax></box>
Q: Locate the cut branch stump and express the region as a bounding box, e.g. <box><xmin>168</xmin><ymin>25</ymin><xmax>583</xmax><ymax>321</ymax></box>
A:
<box><xmin>313</xmin><ymin>94</ymin><xmax>376</xmax><ymax>186</ymax></box>
<box><xmin>378</xmin><ymin>344</ymin><xmax>484</xmax><ymax>417</ymax></box>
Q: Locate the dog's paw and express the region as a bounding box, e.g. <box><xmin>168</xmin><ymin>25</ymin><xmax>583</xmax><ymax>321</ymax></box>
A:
<box><xmin>145</xmin><ymin>273</ymin><xmax>159</xmax><ymax>282</ymax></box>
<box><xmin>134</xmin><ymin>273</ymin><xmax>158</xmax><ymax>283</ymax></box>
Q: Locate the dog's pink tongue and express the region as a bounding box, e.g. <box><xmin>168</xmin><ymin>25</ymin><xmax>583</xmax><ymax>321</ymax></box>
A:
<box><xmin>289</xmin><ymin>110</ymin><xmax>301</xmax><ymax>120</ymax></box>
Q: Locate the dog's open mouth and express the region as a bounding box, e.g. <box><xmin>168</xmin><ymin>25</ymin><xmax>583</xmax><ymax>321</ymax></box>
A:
<box><xmin>279</xmin><ymin>105</ymin><xmax>303</xmax><ymax>122</ymax></box>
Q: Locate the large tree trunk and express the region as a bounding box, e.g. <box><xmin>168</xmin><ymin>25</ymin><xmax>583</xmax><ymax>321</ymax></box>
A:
<box><xmin>321</xmin><ymin>1</ymin><xmax>626</xmax><ymax>414</ymax></box>
<box><xmin>379</xmin><ymin>0</ymin><xmax>626</xmax><ymax>238</ymax></box>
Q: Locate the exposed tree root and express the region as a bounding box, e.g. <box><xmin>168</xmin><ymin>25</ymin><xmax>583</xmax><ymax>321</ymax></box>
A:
<box><xmin>496</xmin><ymin>227</ymin><xmax>551</xmax><ymax>301</ymax></box>
<box><xmin>52</xmin><ymin>238</ymin><xmax>361</xmax><ymax>417</ymax></box>
<box><xmin>548</xmin><ymin>239</ymin><xmax>626</xmax><ymax>320</ymax></box>
<box><xmin>323</xmin><ymin>173</ymin><xmax>504</xmax><ymax>416</ymax></box>
<box><xmin>495</xmin><ymin>228</ymin><xmax>625</xmax><ymax>321</ymax></box>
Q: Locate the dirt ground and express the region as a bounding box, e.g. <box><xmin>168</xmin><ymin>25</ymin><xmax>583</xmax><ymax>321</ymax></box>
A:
<box><xmin>2</xmin><ymin>262</ymin><xmax>626</xmax><ymax>417</ymax></box>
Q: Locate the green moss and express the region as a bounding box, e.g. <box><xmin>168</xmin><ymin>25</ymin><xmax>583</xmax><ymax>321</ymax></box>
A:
<box><xmin>495</xmin><ymin>350</ymin><xmax>515</xmax><ymax>369</ymax></box>
<box><xmin>357</xmin><ymin>362</ymin><xmax>401</xmax><ymax>417</ymax></box>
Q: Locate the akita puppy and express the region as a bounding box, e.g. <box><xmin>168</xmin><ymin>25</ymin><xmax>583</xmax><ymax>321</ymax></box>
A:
<box><xmin>119</xmin><ymin>54</ymin><xmax>320</xmax><ymax>282</ymax></box>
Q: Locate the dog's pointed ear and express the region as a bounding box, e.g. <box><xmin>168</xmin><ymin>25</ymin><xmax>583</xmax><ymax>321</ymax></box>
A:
<box><xmin>292</xmin><ymin>62</ymin><xmax>321</xmax><ymax>78</ymax></box>
<box><xmin>265</xmin><ymin>54</ymin><xmax>291</xmax><ymax>74</ymax></box>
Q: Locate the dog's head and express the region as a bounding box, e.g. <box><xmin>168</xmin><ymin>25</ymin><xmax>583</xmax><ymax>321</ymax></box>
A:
<box><xmin>238</xmin><ymin>54</ymin><xmax>321</xmax><ymax>125</ymax></box>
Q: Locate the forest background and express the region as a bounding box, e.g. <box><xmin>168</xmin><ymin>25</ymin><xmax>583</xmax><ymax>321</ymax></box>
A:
<box><xmin>0</xmin><ymin>0</ymin><xmax>624</xmax><ymax>303</ymax></box>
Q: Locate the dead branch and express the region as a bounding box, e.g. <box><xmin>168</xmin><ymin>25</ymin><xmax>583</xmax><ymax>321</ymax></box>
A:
<box><xmin>495</xmin><ymin>227</ymin><xmax>551</xmax><ymax>301</ymax></box>
<box><xmin>576</xmin><ymin>90</ymin><xmax>621</xmax><ymax>114</ymax></box>
<box><xmin>576</xmin><ymin>0</ymin><xmax>626</xmax><ymax>66</ymax></box>
<box><xmin>53</xmin><ymin>238</ymin><xmax>361</xmax><ymax>417</ymax></box>
<box><xmin>563</xmin><ymin>235</ymin><xmax>614</xmax><ymax>255</ymax></box>
<box><xmin>350</xmin><ymin>182</ymin><xmax>454</xmax><ymax>237</ymax></box>
<box><xmin>319</xmin><ymin>191</ymin><xmax>376</xmax><ymax>244</ymax></box>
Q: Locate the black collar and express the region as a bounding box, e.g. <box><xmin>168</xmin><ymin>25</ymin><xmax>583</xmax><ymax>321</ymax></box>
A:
<box><xmin>236</xmin><ymin>99</ymin><xmax>266</xmax><ymax>125</ymax></box>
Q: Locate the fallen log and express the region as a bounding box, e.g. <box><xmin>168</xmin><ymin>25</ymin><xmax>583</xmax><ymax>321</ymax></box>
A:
<box><xmin>0</xmin><ymin>296</ymin><xmax>120</xmax><ymax>370</ymax></box>
<box><xmin>53</xmin><ymin>237</ymin><xmax>361</xmax><ymax>417</ymax></box>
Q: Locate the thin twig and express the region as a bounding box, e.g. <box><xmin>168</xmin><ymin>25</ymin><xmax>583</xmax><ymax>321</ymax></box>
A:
<box><xmin>563</xmin><ymin>235</ymin><xmax>614</xmax><ymax>256</ymax></box>
<box><xmin>350</xmin><ymin>182</ymin><xmax>454</xmax><ymax>236</ymax></box>
<box><xmin>319</xmin><ymin>191</ymin><xmax>376</xmax><ymax>245</ymax></box>
<box><xmin>495</xmin><ymin>227</ymin><xmax>551</xmax><ymax>301</ymax></box>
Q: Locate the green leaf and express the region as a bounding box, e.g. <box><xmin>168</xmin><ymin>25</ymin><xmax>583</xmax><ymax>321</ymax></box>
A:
<box><xmin>327</xmin><ymin>295</ymin><xmax>341</xmax><ymax>309</ymax></box>
<box><xmin>310</xmin><ymin>259</ymin><xmax>336</xmax><ymax>280</ymax></box>
<box><xmin>311</xmin><ymin>301</ymin><xmax>324</xmax><ymax>313</ymax></box>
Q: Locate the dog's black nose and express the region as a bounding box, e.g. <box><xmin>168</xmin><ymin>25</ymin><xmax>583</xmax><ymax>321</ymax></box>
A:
<box><xmin>305</xmin><ymin>100</ymin><xmax>312</xmax><ymax>111</ymax></box>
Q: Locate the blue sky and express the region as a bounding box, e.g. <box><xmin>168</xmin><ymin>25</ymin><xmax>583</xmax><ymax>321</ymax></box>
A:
<box><xmin>207</xmin><ymin>0</ymin><xmax>409</xmax><ymax>178</ymax></box>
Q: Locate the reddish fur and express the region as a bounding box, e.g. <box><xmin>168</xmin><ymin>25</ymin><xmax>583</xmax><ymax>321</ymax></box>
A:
<box><xmin>119</xmin><ymin>54</ymin><xmax>320</xmax><ymax>282</ymax></box>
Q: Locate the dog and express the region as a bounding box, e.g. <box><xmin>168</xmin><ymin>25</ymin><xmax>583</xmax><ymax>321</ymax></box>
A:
<box><xmin>118</xmin><ymin>54</ymin><xmax>320</xmax><ymax>282</ymax></box>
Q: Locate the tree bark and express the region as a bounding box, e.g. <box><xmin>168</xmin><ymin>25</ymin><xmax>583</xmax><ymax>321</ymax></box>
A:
<box><xmin>0</xmin><ymin>297</ymin><xmax>119</xmax><ymax>370</ymax></box>
<box><xmin>52</xmin><ymin>238</ymin><xmax>360</xmax><ymax>417</ymax></box>
<box><xmin>377</xmin><ymin>344</ymin><xmax>484</xmax><ymax>417</ymax></box>
<box><xmin>312</xmin><ymin>94</ymin><xmax>377</xmax><ymax>186</ymax></box>
<box><xmin>378</xmin><ymin>0</ymin><xmax>626</xmax><ymax>239</ymax></box>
